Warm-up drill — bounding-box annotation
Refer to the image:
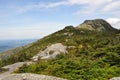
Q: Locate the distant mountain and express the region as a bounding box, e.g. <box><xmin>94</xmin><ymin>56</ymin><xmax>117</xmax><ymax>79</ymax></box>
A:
<box><xmin>0</xmin><ymin>39</ymin><xmax>36</xmax><ymax>52</ymax></box>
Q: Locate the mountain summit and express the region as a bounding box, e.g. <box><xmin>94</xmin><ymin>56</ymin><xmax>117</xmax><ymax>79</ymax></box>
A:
<box><xmin>77</xmin><ymin>19</ymin><xmax>119</xmax><ymax>32</ymax></box>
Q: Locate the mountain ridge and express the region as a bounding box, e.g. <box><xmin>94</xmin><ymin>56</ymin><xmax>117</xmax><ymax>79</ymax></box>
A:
<box><xmin>0</xmin><ymin>18</ymin><xmax>120</xmax><ymax>64</ymax></box>
<box><xmin>0</xmin><ymin>19</ymin><xmax>120</xmax><ymax>80</ymax></box>
<box><xmin>77</xmin><ymin>19</ymin><xmax>119</xmax><ymax>33</ymax></box>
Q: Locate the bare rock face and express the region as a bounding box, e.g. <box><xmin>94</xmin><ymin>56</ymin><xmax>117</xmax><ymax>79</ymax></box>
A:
<box><xmin>110</xmin><ymin>77</ymin><xmax>120</xmax><ymax>80</ymax></box>
<box><xmin>32</xmin><ymin>43</ymin><xmax>68</xmax><ymax>61</ymax></box>
<box><xmin>1</xmin><ymin>73</ymin><xmax>67</xmax><ymax>80</ymax></box>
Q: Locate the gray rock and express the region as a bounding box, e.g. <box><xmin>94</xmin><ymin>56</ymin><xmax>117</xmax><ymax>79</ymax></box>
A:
<box><xmin>32</xmin><ymin>43</ymin><xmax>68</xmax><ymax>61</ymax></box>
<box><xmin>0</xmin><ymin>61</ymin><xmax>66</xmax><ymax>80</ymax></box>
<box><xmin>110</xmin><ymin>77</ymin><xmax>120</xmax><ymax>80</ymax></box>
<box><xmin>1</xmin><ymin>73</ymin><xmax>67</xmax><ymax>80</ymax></box>
<box><xmin>0</xmin><ymin>62</ymin><xmax>34</xmax><ymax>80</ymax></box>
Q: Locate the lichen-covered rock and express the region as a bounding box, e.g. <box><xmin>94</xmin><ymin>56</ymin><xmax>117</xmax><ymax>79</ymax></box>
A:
<box><xmin>0</xmin><ymin>62</ymin><xmax>34</xmax><ymax>80</ymax></box>
<box><xmin>1</xmin><ymin>73</ymin><xmax>67</xmax><ymax>80</ymax></box>
<box><xmin>110</xmin><ymin>77</ymin><xmax>120</xmax><ymax>80</ymax></box>
<box><xmin>32</xmin><ymin>43</ymin><xmax>68</xmax><ymax>61</ymax></box>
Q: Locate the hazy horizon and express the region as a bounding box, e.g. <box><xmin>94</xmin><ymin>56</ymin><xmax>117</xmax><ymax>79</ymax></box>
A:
<box><xmin>0</xmin><ymin>39</ymin><xmax>37</xmax><ymax>52</ymax></box>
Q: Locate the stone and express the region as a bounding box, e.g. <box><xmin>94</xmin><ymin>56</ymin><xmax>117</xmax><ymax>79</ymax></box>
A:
<box><xmin>1</xmin><ymin>73</ymin><xmax>67</xmax><ymax>80</ymax></box>
<box><xmin>32</xmin><ymin>43</ymin><xmax>68</xmax><ymax>61</ymax></box>
<box><xmin>110</xmin><ymin>77</ymin><xmax>120</xmax><ymax>80</ymax></box>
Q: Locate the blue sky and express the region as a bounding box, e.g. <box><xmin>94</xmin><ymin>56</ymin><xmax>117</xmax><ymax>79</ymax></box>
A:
<box><xmin>0</xmin><ymin>0</ymin><xmax>120</xmax><ymax>40</ymax></box>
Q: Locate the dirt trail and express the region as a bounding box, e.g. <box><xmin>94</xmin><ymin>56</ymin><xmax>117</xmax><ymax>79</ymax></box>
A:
<box><xmin>0</xmin><ymin>62</ymin><xmax>67</xmax><ymax>80</ymax></box>
<box><xmin>0</xmin><ymin>62</ymin><xmax>32</xmax><ymax>79</ymax></box>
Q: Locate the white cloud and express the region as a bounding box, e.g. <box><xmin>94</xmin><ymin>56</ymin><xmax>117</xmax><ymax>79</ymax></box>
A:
<box><xmin>16</xmin><ymin>0</ymin><xmax>89</xmax><ymax>13</ymax></box>
<box><xmin>16</xmin><ymin>1</ymin><xmax>68</xmax><ymax>13</ymax></box>
<box><xmin>106</xmin><ymin>18</ymin><xmax>120</xmax><ymax>24</ymax></box>
<box><xmin>14</xmin><ymin>0</ymin><xmax>119</xmax><ymax>17</ymax></box>
<box><xmin>45</xmin><ymin>1</ymin><xmax>68</xmax><ymax>8</ymax></box>
<box><xmin>106</xmin><ymin>18</ymin><xmax>120</xmax><ymax>29</ymax></box>
<box><xmin>16</xmin><ymin>0</ymin><xmax>112</xmax><ymax>13</ymax></box>
<box><xmin>102</xmin><ymin>0</ymin><xmax>120</xmax><ymax>12</ymax></box>
<box><xmin>67</xmin><ymin>0</ymin><xmax>89</xmax><ymax>5</ymax></box>
<box><xmin>68</xmin><ymin>0</ymin><xmax>113</xmax><ymax>15</ymax></box>
<box><xmin>67</xmin><ymin>0</ymin><xmax>112</xmax><ymax>6</ymax></box>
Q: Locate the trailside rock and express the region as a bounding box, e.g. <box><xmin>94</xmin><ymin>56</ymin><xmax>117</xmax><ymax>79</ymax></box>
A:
<box><xmin>0</xmin><ymin>62</ymin><xmax>33</xmax><ymax>80</ymax></box>
<box><xmin>1</xmin><ymin>73</ymin><xmax>67</xmax><ymax>80</ymax></box>
<box><xmin>32</xmin><ymin>43</ymin><xmax>68</xmax><ymax>61</ymax></box>
<box><xmin>110</xmin><ymin>77</ymin><xmax>120</xmax><ymax>80</ymax></box>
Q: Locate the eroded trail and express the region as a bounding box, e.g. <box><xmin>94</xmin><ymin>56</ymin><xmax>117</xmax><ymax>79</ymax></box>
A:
<box><xmin>0</xmin><ymin>62</ymin><xmax>67</xmax><ymax>80</ymax></box>
<box><xmin>0</xmin><ymin>62</ymin><xmax>32</xmax><ymax>79</ymax></box>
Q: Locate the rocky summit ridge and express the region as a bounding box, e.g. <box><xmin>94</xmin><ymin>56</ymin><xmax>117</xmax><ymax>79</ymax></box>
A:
<box><xmin>77</xmin><ymin>19</ymin><xmax>119</xmax><ymax>32</ymax></box>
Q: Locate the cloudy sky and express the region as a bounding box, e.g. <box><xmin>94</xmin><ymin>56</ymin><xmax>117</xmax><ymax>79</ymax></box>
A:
<box><xmin>0</xmin><ymin>0</ymin><xmax>120</xmax><ymax>40</ymax></box>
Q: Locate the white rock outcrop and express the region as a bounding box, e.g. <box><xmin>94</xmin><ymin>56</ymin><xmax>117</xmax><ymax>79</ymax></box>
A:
<box><xmin>32</xmin><ymin>43</ymin><xmax>68</xmax><ymax>61</ymax></box>
<box><xmin>1</xmin><ymin>73</ymin><xmax>67</xmax><ymax>80</ymax></box>
<box><xmin>110</xmin><ymin>77</ymin><xmax>120</xmax><ymax>80</ymax></box>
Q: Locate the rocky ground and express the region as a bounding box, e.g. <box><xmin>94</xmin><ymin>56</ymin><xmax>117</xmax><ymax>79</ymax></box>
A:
<box><xmin>0</xmin><ymin>62</ymin><xmax>30</xmax><ymax>78</ymax></box>
<box><xmin>1</xmin><ymin>73</ymin><xmax>67</xmax><ymax>80</ymax></box>
<box><xmin>110</xmin><ymin>77</ymin><xmax>120</xmax><ymax>80</ymax></box>
<box><xmin>0</xmin><ymin>62</ymin><xmax>67</xmax><ymax>80</ymax></box>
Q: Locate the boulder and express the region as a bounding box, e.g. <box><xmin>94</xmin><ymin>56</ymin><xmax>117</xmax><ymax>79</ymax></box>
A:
<box><xmin>32</xmin><ymin>43</ymin><xmax>68</xmax><ymax>61</ymax></box>
<box><xmin>1</xmin><ymin>73</ymin><xmax>67</xmax><ymax>80</ymax></box>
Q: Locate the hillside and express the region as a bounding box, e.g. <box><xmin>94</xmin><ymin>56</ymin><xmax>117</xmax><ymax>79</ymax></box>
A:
<box><xmin>0</xmin><ymin>19</ymin><xmax>120</xmax><ymax>80</ymax></box>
